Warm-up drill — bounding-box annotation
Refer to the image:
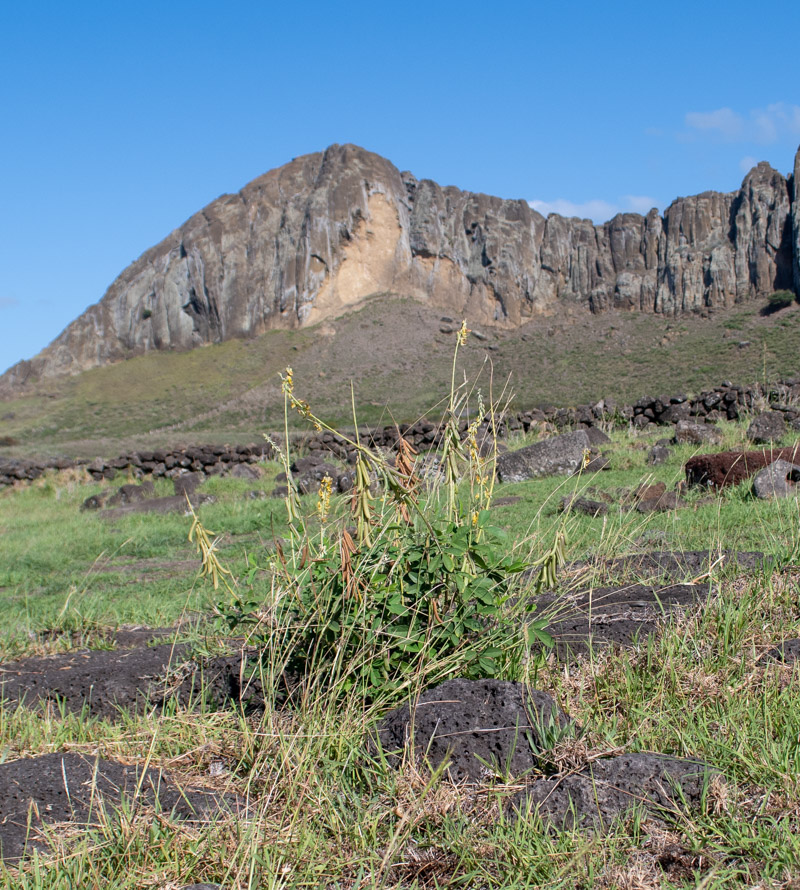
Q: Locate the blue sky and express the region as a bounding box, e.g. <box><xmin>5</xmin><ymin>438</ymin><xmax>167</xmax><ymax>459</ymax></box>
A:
<box><xmin>2</xmin><ymin>0</ymin><xmax>799</xmax><ymax>372</ymax></box>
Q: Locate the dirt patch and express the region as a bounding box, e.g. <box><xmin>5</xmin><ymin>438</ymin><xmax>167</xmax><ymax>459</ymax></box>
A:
<box><xmin>0</xmin><ymin>752</ymin><xmax>240</xmax><ymax>862</ymax></box>
<box><xmin>0</xmin><ymin>642</ymin><xmax>266</xmax><ymax>720</ymax></box>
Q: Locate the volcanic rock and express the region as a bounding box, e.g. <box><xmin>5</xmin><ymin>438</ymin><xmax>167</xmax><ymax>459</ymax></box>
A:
<box><xmin>496</xmin><ymin>430</ymin><xmax>591</xmax><ymax>482</ymax></box>
<box><xmin>685</xmin><ymin>444</ymin><xmax>800</xmax><ymax>488</ymax></box>
<box><xmin>0</xmin><ymin>752</ymin><xmax>239</xmax><ymax>861</ymax></box>
<box><xmin>752</xmin><ymin>459</ymin><xmax>800</xmax><ymax>499</ymax></box>
<box><xmin>674</xmin><ymin>420</ymin><xmax>723</xmax><ymax>446</ymax></box>
<box><xmin>375</xmin><ymin>678</ymin><xmax>573</xmax><ymax>782</ymax></box>
<box><xmin>747</xmin><ymin>411</ymin><xmax>786</xmax><ymax>443</ymax></box>
<box><xmin>512</xmin><ymin>753</ymin><xmax>719</xmax><ymax>830</ymax></box>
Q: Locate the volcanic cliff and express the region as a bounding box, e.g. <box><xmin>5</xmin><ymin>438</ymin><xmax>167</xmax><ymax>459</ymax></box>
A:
<box><xmin>4</xmin><ymin>143</ymin><xmax>799</xmax><ymax>387</ymax></box>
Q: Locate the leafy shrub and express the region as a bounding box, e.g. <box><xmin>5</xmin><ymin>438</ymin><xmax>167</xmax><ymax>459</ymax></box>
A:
<box><xmin>767</xmin><ymin>290</ymin><xmax>796</xmax><ymax>309</ymax></box>
<box><xmin>208</xmin><ymin>322</ymin><xmax>555</xmax><ymax>701</ymax></box>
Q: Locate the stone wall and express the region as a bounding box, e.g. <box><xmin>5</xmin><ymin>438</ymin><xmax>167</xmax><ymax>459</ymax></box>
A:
<box><xmin>2</xmin><ymin>378</ymin><xmax>799</xmax><ymax>489</ymax></box>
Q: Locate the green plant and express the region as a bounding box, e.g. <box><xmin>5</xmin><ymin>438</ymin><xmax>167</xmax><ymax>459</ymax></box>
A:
<box><xmin>767</xmin><ymin>290</ymin><xmax>796</xmax><ymax>309</ymax></box>
<box><xmin>218</xmin><ymin>322</ymin><xmax>553</xmax><ymax>699</ymax></box>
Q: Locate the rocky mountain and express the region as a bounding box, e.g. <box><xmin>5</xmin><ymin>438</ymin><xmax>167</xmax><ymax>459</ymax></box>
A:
<box><xmin>3</xmin><ymin>144</ymin><xmax>798</xmax><ymax>388</ymax></box>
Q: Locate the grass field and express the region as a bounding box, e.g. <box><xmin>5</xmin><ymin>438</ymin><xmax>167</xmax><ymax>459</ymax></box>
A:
<box><xmin>1</xmin><ymin>296</ymin><xmax>798</xmax><ymax>460</ymax></box>
<box><xmin>1</xmin><ymin>398</ymin><xmax>800</xmax><ymax>887</ymax></box>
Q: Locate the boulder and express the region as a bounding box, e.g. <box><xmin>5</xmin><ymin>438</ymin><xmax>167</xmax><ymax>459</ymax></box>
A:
<box><xmin>685</xmin><ymin>444</ymin><xmax>800</xmax><ymax>488</ymax></box>
<box><xmin>752</xmin><ymin>459</ymin><xmax>800</xmax><ymax>499</ymax></box>
<box><xmin>229</xmin><ymin>463</ymin><xmax>262</xmax><ymax>480</ymax></box>
<box><xmin>512</xmin><ymin>753</ymin><xmax>720</xmax><ymax>829</ymax></box>
<box><xmin>560</xmin><ymin>495</ymin><xmax>609</xmax><ymax>517</ymax></box>
<box><xmin>173</xmin><ymin>471</ymin><xmax>205</xmax><ymax>496</ymax></box>
<box><xmin>374</xmin><ymin>678</ymin><xmax>574</xmax><ymax>782</ymax></box>
<box><xmin>747</xmin><ymin>411</ymin><xmax>786</xmax><ymax>444</ymax></box>
<box><xmin>496</xmin><ymin>430</ymin><xmax>591</xmax><ymax>483</ymax></box>
<box><xmin>674</xmin><ymin>420</ymin><xmax>723</xmax><ymax>446</ymax></box>
<box><xmin>648</xmin><ymin>445</ymin><xmax>671</xmax><ymax>465</ymax></box>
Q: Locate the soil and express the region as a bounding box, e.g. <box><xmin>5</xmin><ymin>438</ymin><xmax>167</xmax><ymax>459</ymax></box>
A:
<box><xmin>0</xmin><ymin>752</ymin><xmax>240</xmax><ymax>862</ymax></box>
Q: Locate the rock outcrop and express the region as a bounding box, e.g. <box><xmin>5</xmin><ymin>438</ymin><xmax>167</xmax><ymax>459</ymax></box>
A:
<box><xmin>2</xmin><ymin>143</ymin><xmax>798</xmax><ymax>386</ymax></box>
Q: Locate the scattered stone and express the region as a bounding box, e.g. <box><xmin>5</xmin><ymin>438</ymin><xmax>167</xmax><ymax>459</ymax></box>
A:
<box><xmin>229</xmin><ymin>463</ymin><xmax>262</xmax><ymax>480</ymax></box>
<box><xmin>575</xmin><ymin>549</ymin><xmax>765</xmax><ymax>582</ymax></box>
<box><xmin>106</xmin><ymin>481</ymin><xmax>155</xmax><ymax>507</ymax></box>
<box><xmin>81</xmin><ymin>490</ymin><xmax>111</xmax><ymax>510</ymax></box>
<box><xmin>752</xmin><ymin>459</ymin><xmax>800</xmax><ymax>499</ymax></box>
<box><xmin>583</xmin><ymin>427</ymin><xmax>611</xmax><ymax>446</ymax></box>
<box><xmin>0</xmin><ymin>752</ymin><xmax>240</xmax><ymax>861</ymax></box>
<box><xmin>560</xmin><ymin>495</ymin><xmax>608</xmax><ymax>517</ymax></box>
<box><xmin>757</xmin><ymin>639</ymin><xmax>800</xmax><ymax>666</ymax></box>
<box><xmin>582</xmin><ymin>454</ymin><xmax>610</xmax><ymax>473</ymax></box>
<box><xmin>496</xmin><ymin>430</ymin><xmax>591</xmax><ymax>483</ymax></box>
<box><xmin>533</xmin><ymin>583</ymin><xmax>704</xmax><ymax>660</ymax></box>
<box><xmin>173</xmin><ymin>471</ymin><xmax>205</xmax><ymax>496</ymax></box>
<box><xmin>648</xmin><ymin>445</ymin><xmax>671</xmax><ymax>465</ymax></box>
<box><xmin>100</xmin><ymin>493</ymin><xmax>214</xmax><ymax>519</ymax></box>
<box><xmin>245</xmin><ymin>489</ymin><xmax>267</xmax><ymax>500</ymax></box>
<box><xmin>375</xmin><ymin>678</ymin><xmax>574</xmax><ymax>783</ymax></box>
<box><xmin>512</xmin><ymin>753</ymin><xmax>719</xmax><ymax>830</ymax></box>
<box><xmin>747</xmin><ymin>411</ymin><xmax>786</xmax><ymax>444</ymax></box>
<box><xmin>685</xmin><ymin>445</ymin><xmax>800</xmax><ymax>488</ymax></box>
<box><xmin>0</xmin><ymin>643</ymin><xmax>266</xmax><ymax>720</ymax></box>
<box><xmin>636</xmin><ymin>490</ymin><xmax>685</xmax><ymax>513</ymax></box>
<box><xmin>674</xmin><ymin>420</ymin><xmax>723</xmax><ymax>446</ymax></box>
<box><xmin>492</xmin><ymin>495</ymin><xmax>522</xmax><ymax>507</ymax></box>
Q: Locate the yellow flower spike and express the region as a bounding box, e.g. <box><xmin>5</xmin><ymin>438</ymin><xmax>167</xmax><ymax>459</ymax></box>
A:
<box><xmin>317</xmin><ymin>475</ymin><xmax>333</xmax><ymax>522</ymax></box>
<box><xmin>457</xmin><ymin>319</ymin><xmax>471</xmax><ymax>346</ymax></box>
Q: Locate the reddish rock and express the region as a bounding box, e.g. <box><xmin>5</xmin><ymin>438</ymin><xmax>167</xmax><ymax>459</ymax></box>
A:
<box><xmin>685</xmin><ymin>444</ymin><xmax>800</xmax><ymax>488</ymax></box>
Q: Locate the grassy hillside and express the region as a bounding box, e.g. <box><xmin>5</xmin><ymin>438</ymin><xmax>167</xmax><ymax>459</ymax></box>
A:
<box><xmin>1</xmin><ymin>295</ymin><xmax>798</xmax><ymax>458</ymax></box>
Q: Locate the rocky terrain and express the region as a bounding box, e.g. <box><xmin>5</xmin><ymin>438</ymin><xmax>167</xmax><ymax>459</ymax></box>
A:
<box><xmin>3</xmin><ymin>144</ymin><xmax>799</xmax><ymax>388</ymax></box>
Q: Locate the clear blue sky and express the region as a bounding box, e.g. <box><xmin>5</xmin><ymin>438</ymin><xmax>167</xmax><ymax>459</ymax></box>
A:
<box><xmin>2</xmin><ymin>0</ymin><xmax>799</xmax><ymax>372</ymax></box>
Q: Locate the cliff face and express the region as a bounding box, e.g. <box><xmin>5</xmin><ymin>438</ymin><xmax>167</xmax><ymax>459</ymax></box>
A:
<box><xmin>4</xmin><ymin>144</ymin><xmax>798</xmax><ymax>385</ymax></box>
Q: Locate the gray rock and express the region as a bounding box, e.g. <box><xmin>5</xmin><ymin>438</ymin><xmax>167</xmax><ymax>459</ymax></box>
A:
<box><xmin>512</xmin><ymin>753</ymin><xmax>719</xmax><ymax>829</ymax></box>
<box><xmin>560</xmin><ymin>495</ymin><xmax>608</xmax><ymax>517</ymax></box>
<box><xmin>674</xmin><ymin>420</ymin><xmax>723</xmax><ymax>446</ymax></box>
<box><xmin>583</xmin><ymin>427</ymin><xmax>611</xmax><ymax>446</ymax></box>
<box><xmin>648</xmin><ymin>445</ymin><xmax>671</xmax><ymax>465</ymax></box>
<box><xmin>375</xmin><ymin>678</ymin><xmax>574</xmax><ymax>783</ymax></box>
<box><xmin>173</xmin><ymin>471</ymin><xmax>205</xmax><ymax>496</ymax></box>
<box><xmin>229</xmin><ymin>463</ymin><xmax>262</xmax><ymax>480</ymax></box>
<box><xmin>3</xmin><ymin>144</ymin><xmax>798</xmax><ymax>388</ymax></box>
<box><xmin>496</xmin><ymin>430</ymin><xmax>591</xmax><ymax>483</ymax></box>
<box><xmin>757</xmin><ymin>639</ymin><xmax>800</xmax><ymax>665</ymax></box>
<box><xmin>658</xmin><ymin>402</ymin><xmax>691</xmax><ymax>424</ymax></box>
<box><xmin>752</xmin><ymin>459</ymin><xmax>800</xmax><ymax>499</ymax></box>
<box><xmin>747</xmin><ymin>411</ymin><xmax>786</xmax><ymax>444</ymax></box>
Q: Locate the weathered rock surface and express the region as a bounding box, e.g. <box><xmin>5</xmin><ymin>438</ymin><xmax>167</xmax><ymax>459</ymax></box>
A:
<box><xmin>0</xmin><ymin>643</ymin><xmax>266</xmax><ymax>719</ymax></box>
<box><xmin>375</xmin><ymin>678</ymin><xmax>573</xmax><ymax>782</ymax></box>
<box><xmin>752</xmin><ymin>459</ymin><xmax>800</xmax><ymax>499</ymax></box>
<box><xmin>0</xmin><ymin>752</ymin><xmax>240</xmax><ymax>861</ymax></box>
<box><xmin>757</xmin><ymin>639</ymin><xmax>800</xmax><ymax>665</ymax></box>
<box><xmin>673</xmin><ymin>420</ymin><xmax>723</xmax><ymax>446</ymax></box>
<box><xmin>685</xmin><ymin>445</ymin><xmax>800</xmax><ymax>488</ymax></box>
<box><xmin>747</xmin><ymin>411</ymin><xmax>786</xmax><ymax>443</ymax></box>
<box><xmin>3</xmin><ymin>145</ymin><xmax>798</xmax><ymax>386</ymax></box>
<box><xmin>512</xmin><ymin>753</ymin><xmax>718</xmax><ymax>830</ymax></box>
<box><xmin>496</xmin><ymin>430</ymin><xmax>591</xmax><ymax>482</ymax></box>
